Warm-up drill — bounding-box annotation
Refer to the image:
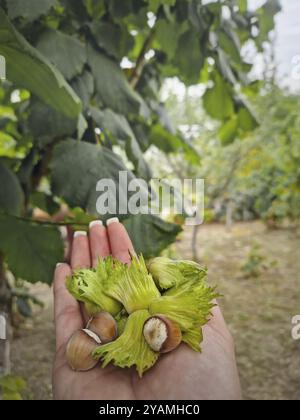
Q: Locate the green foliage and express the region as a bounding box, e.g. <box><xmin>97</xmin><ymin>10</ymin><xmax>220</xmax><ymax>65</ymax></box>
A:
<box><xmin>123</xmin><ymin>214</ymin><xmax>182</xmax><ymax>258</ymax></box>
<box><xmin>0</xmin><ymin>9</ymin><xmax>81</xmax><ymax>119</ymax></box>
<box><xmin>36</xmin><ymin>29</ymin><xmax>87</xmax><ymax>80</ymax></box>
<box><xmin>0</xmin><ymin>375</ymin><xmax>26</xmax><ymax>400</ymax></box>
<box><xmin>50</xmin><ymin>139</ymin><xmax>139</xmax><ymax>215</ymax></box>
<box><xmin>203</xmin><ymin>71</ymin><xmax>234</xmax><ymax>121</ymax></box>
<box><xmin>0</xmin><ymin>0</ymin><xmax>277</xmax><ymax>285</ymax></box>
<box><xmin>0</xmin><ymin>213</ymin><xmax>64</xmax><ymax>283</ymax></box>
<box><xmin>241</xmin><ymin>244</ymin><xmax>265</xmax><ymax>278</ymax></box>
<box><xmin>7</xmin><ymin>0</ymin><xmax>56</xmax><ymax>22</ymax></box>
<box><xmin>0</xmin><ymin>160</ymin><xmax>23</xmax><ymax>214</ymax></box>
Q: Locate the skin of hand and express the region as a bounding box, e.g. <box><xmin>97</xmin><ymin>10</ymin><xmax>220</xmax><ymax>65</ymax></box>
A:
<box><xmin>52</xmin><ymin>220</ymin><xmax>242</xmax><ymax>400</ymax></box>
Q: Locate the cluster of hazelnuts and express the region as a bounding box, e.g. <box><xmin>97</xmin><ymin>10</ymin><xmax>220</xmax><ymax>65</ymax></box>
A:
<box><xmin>66</xmin><ymin>312</ymin><xmax>182</xmax><ymax>371</ymax></box>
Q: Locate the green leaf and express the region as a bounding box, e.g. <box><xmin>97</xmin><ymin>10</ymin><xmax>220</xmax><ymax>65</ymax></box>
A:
<box><xmin>219</xmin><ymin>116</ymin><xmax>238</xmax><ymax>145</ymax></box>
<box><xmin>6</xmin><ymin>0</ymin><xmax>56</xmax><ymax>22</ymax></box>
<box><xmin>36</xmin><ymin>29</ymin><xmax>87</xmax><ymax>80</ymax></box>
<box><xmin>173</xmin><ymin>29</ymin><xmax>204</xmax><ymax>85</ymax></box>
<box><xmin>237</xmin><ymin>107</ymin><xmax>258</xmax><ymax>132</ymax></box>
<box><xmin>0</xmin><ymin>9</ymin><xmax>81</xmax><ymax>119</ymax></box>
<box><xmin>71</xmin><ymin>70</ymin><xmax>94</xmax><ymax>109</ymax></box>
<box><xmin>218</xmin><ymin>27</ymin><xmax>241</xmax><ymax>65</ymax></box>
<box><xmin>50</xmin><ymin>139</ymin><xmax>142</xmax><ymax>216</ymax></box>
<box><xmin>203</xmin><ymin>72</ymin><xmax>234</xmax><ymax>121</ymax></box>
<box><xmin>217</xmin><ymin>48</ymin><xmax>236</xmax><ymax>86</ymax></box>
<box><xmin>90</xmin><ymin>107</ymin><xmax>134</xmax><ymax>140</ymax></box>
<box><xmin>89</xmin><ymin>21</ymin><xmax>134</xmax><ymax>61</ymax></box>
<box><xmin>0</xmin><ymin>105</ymin><xmax>16</xmax><ymax>121</ymax></box>
<box><xmin>108</xmin><ymin>0</ymin><xmax>134</xmax><ymax>19</ymax></box>
<box><xmin>155</xmin><ymin>19</ymin><xmax>187</xmax><ymax>59</ymax></box>
<box><xmin>238</xmin><ymin>0</ymin><xmax>247</xmax><ymax>13</ymax></box>
<box><xmin>90</xmin><ymin>107</ymin><xmax>151</xmax><ymax>179</ymax></box>
<box><xmin>30</xmin><ymin>191</ymin><xmax>60</xmax><ymax>215</ymax></box>
<box><xmin>149</xmin><ymin>124</ymin><xmax>199</xmax><ymax>164</ymax></box>
<box><xmin>0</xmin><ymin>161</ymin><xmax>23</xmax><ymax>215</ymax></box>
<box><xmin>0</xmin><ymin>213</ymin><xmax>64</xmax><ymax>284</ymax></box>
<box><xmin>148</xmin><ymin>0</ymin><xmax>176</xmax><ymax>13</ymax></box>
<box><xmin>87</xmin><ymin>44</ymin><xmax>142</xmax><ymax>116</ymax></box>
<box><xmin>84</xmin><ymin>0</ymin><xmax>106</xmax><ymax>19</ymax></box>
<box><xmin>123</xmin><ymin>214</ymin><xmax>182</xmax><ymax>258</ymax></box>
<box><xmin>28</xmin><ymin>100</ymin><xmax>77</xmax><ymax>148</ymax></box>
<box><xmin>0</xmin><ymin>132</ymin><xmax>19</xmax><ymax>158</ymax></box>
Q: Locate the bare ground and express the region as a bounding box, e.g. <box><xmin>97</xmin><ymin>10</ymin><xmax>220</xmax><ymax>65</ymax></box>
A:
<box><xmin>10</xmin><ymin>221</ymin><xmax>300</xmax><ymax>400</ymax></box>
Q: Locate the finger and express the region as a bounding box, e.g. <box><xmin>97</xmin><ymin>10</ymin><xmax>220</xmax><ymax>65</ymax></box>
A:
<box><xmin>71</xmin><ymin>231</ymin><xmax>91</xmax><ymax>270</ymax></box>
<box><xmin>89</xmin><ymin>220</ymin><xmax>111</xmax><ymax>268</ymax></box>
<box><xmin>107</xmin><ymin>218</ymin><xmax>135</xmax><ymax>263</ymax></box>
<box><xmin>53</xmin><ymin>263</ymin><xmax>83</xmax><ymax>351</ymax></box>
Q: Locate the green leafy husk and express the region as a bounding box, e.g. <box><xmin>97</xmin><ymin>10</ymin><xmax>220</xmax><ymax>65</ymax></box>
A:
<box><xmin>84</xmin><ymin>300</ymin><xmax>102</xmax><ymax>316</ymax></box>
<box><xmin>115</xmin><ymin>310</ymin><xmax>128</xmax><ymax>335</ymax></box>
<box><xmin>102</xmin><ymin>255</ymin><xmax>161</xmax><ymax>313</ymax></box>
<box><xmin>149</xmin><ymin>284</ymin><xmax>217</xmax><ymax>331</ymax></box>
<box><xmin>182</xmin><ymin>327</ymin><xmax>203</xmax><ymax>352</ymax></box>
<box><xmin>147</xmin><ymin>257</ymin><xmax>207</xmax><ymax>290</ymax></box>
<box><xmin>66</xmin><ymin>255</ymin><xmax>219</xmax><ymax>375</ymax></box>
<box><xmin>66</xmin><ymin>258</ymin><xmax>122</xmax><ymax>316</ymax></box>
<box><xmin>93</xmin><ymin>310</ymin><xmax>158</xmax><ymax>377</ymax></box>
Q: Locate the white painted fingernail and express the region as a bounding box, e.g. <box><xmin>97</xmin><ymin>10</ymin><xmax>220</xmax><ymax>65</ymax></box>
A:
<box><xmin>106</xmin><ymin>217</ymin><xmax>119</xmax><ymax>226</ymax></box>
<box><xmin>74</xmin><ymin>231</ymin><xmax>87</xmax><ymax>238</ymax></box>
<box><xmin>56</xmin><ymin>263</ymin><xmax>64</xmax><ymax>268</ymax></box>
<box><xmin>89</xmin><ymin>220</ymin><xmax>103</xmax><ymax>229</ymax></box>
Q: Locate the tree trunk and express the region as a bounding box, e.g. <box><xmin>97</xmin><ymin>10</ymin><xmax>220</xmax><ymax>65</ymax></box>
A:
<box><xmin>191</xmin><ymin>224</ymin><xmax>200</xmax><ymax>262</ymax></box>
<box><xmin>226</xmin><ymin>201</ymin><xmax>234</xmax><ymax>230</ymax></box>
<box><xmin>0</xmin><ymin>254</ymin><xmax>12</xmax><ymax>376</ymax></box>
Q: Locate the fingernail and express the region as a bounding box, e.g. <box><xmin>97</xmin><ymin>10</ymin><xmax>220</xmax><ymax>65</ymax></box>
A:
<box><xmin>89</xmin><ymin>220</ymin><xmax>103</xmax><ymax>229</ymax></box>
<box><xmin>74</xmin><ymin>231</ymin><xmax>87</xmax><ymax>238</ymax></box>
<box><xmin>56</xmin><ymin>263</ymin><xmax>64</xmax><ymax>268</ymax></box>
<box><xmin>106</xmin><ymin>217</ymin><xmax>119</xmax><ymax>226</ymax></box>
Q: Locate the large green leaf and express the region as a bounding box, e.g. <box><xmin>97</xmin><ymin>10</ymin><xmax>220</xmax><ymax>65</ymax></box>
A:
<box><xmin>123</xmin><ymin>214</ymin><xmax>182</xmax><ymax>258</ymax></box>
<box><xmin>28</xmin><ymin>100</ymin><xmax>77</xmax><ymax>148</ymax></box>
<box><xmin>218</xmin><ymin>27</ymin><xmax>241</xmax><ymax>65</ymax></box>
<box><xmin>237</xmin><ymin>107</ymin><xmax>258</xmax><ymax>132</ymax></box>
<box><xmin>0</xmin><ymin>161</ymin><xmax>23</xmax><ymax>214</ymax></box>
<box><xmin>172</xmin><ymin>29</ymin><xmax>204</xmax><ymax>85</ymax></box>
<box><xmin>87</xmin><ymin>44</ymin><xmax>142</xmax><ymax>116</ymax></box>
<box><xmin>90</xmin><ymin>107</ymin><xmax>134</xmax><ymax>141</ymax></box>
<box><xmin>50</xmin><ymin>139</ymin><xmax>148</xmax><ymax>216</ymax></box>
<box><xmin>155</xmin><ymin>19</ymin><xmax>187</xmax><ymax>59</ymax></box>
<box><xmin>219</xmin><ymin>116</ymin><xmax>238</xmax><ymax>145</ymax></box>
<box><xmin>90</xmin><ymin>107</ymin><xmax>151</xmax><ymax>179</ymax></box>
<box><xmin>203</xmin><ymin>72</ymin><xmax>234</xmax><ymax>121</ymax></box>
<box><xmin>6</xmin><ymin>0</ymin><xmax>56</xmax><ymax>22</ymax></box>
<box><xmin>36</xmin><ymin>29</ymin><xmax>87</xmax><ymax>80</ymax></box>
<box><xmin>0</xmin><ymin>8</ymin><xmax>81</xmax><ymax>119</ymax></box>
<box><xmin>89</xmin><ymin>21</ymin><xmax>133</xmax><ymax>61</ymax></box>
<box><xmin>0</xmin><ymin>213</ymin><xmax>64</xmax><ymax>284</ymax></box>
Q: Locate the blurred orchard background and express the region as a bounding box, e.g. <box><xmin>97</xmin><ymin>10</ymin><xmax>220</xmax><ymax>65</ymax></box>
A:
<box><xmin>0</xmin><ymin>0</ymin><xmax>299</xmax><ymax>400</ymax></box>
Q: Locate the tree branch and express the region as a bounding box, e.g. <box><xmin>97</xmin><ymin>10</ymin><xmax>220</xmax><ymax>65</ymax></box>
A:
<box><xmin>129</xmin><ymin>28</ymin><xmax>156</xmax><ymax>89</ymax></box>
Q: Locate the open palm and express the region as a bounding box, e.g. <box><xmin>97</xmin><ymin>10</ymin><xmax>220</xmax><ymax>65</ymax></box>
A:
<box><xmin>53</xmin><ymin>220</ymin><xmax>241</xmax><ymax>400</ymax></box>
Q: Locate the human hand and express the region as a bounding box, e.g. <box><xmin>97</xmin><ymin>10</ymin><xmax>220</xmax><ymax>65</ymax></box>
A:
<box><xmin>52</xmin><ymin>219</ymin><xmax>242</xmax><ymax>400</ymax></box>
